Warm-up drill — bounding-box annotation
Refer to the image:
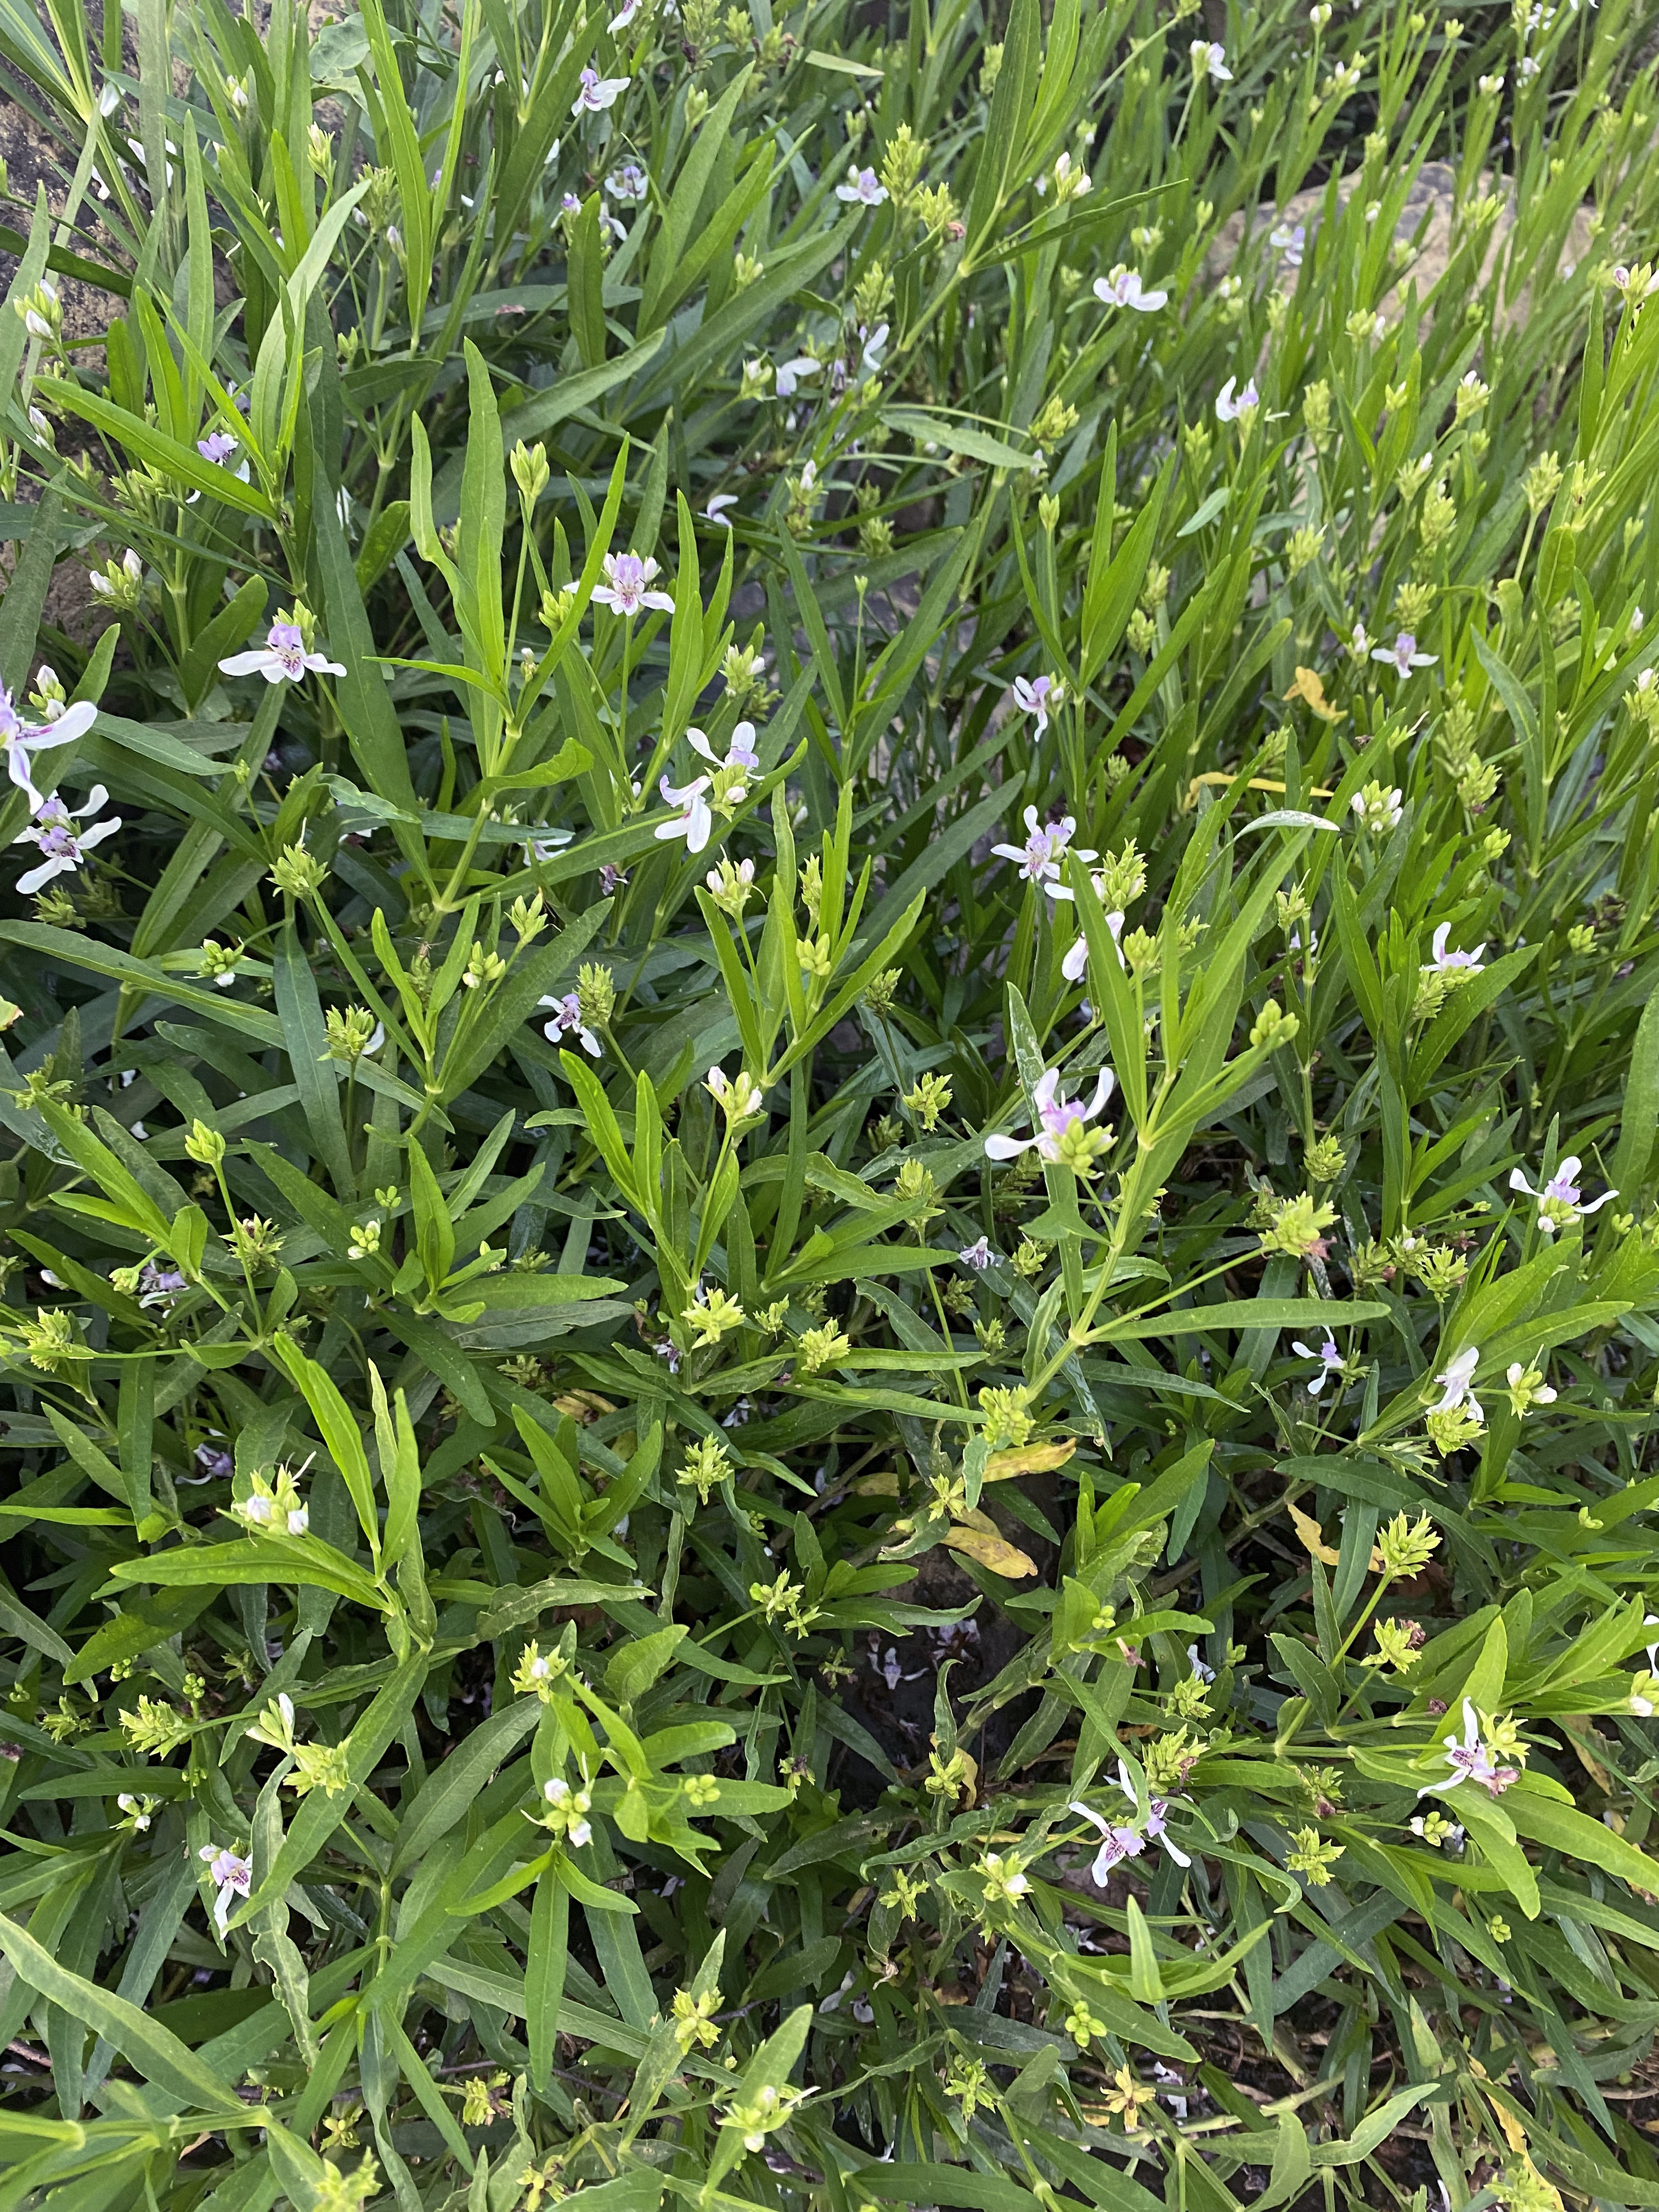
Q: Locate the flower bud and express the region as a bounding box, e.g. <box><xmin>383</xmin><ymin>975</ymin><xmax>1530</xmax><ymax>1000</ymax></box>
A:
<box><xmin>184</xmin><ymin>1119</ymin><xmax>226</xmax><ymax>1167</ymax></box>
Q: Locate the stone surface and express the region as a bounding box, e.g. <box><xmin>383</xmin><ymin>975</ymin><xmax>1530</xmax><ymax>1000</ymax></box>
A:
<box><xmin>1210</xmin><ymin>160</ymin><xmax>1602</xmax><ymax>330</ymax></box>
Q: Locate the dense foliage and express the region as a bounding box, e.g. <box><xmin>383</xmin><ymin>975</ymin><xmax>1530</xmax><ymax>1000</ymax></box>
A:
<box><xmin>2</xmin><ymin>0</ymin><xmax>1659</xmax><ymax>2204</ymax></box>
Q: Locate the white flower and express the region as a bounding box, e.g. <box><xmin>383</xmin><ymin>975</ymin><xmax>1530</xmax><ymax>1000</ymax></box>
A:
<box><xmin>591</xmin><ymin>551</ymin><xmax>674</xmax><ymax>617</ymax></box>
<box><xmin>1370</xmin><ymin>630</ymin><xmax>1437</xmax><ymax>678</ymax></box>
<box><xmin>199</xmin><ymin>1844</ymin><xmax>252</xmax><ymax>1932</ymax></box>
<box><xmin>1350</xmin><ymin>782</ymin><xmax>1403</xmax><ymax>831</ymax></box>
<box><xmin>219</xmin><ymin>619</ymin><xmax>345</xmax><ymax>685</ymax></box>
<box><xmin>1505</xmin><ymin>1360</ymin><xmax>1557</xmax><ymax>1406</ymax></box>
<box><xmin>543</xmin><ymin>1776</ymin><xmax>594</xmax><ymax>1847</ymax></box>
<box><xmin>1060</xmin><ymin>905</ymin><xmax>1125</xmax><ymax>983</ymax></box>
<box><xmin>1408</xmin><ymin>1813</ymin><xmax>1465</xmax><ymax>1849</ymax></box>
<box><xmin>1291</xmin><ymin>1332</ymin><xmax>1345</xmax><ymax>1395</ymax></box>
<box><xmin>1423</xmin><ymin>923</ymin><xmax>1485</xmax><ymax>974</ymax></box>
<box><xmin>991</xmin><ymin>804</ymin><xmax>1096</xmax><ymax>893</ymax></box>
<box><xmin>1432</xmin><ymin>1345</ymin><xmax>1482</xmax><ymax>1423</ymax></box>
<box><xmin>1010</xmin><ymin>673</ymin><xmax>1062</xmax><ymax>733</ymax></box>
<box><xmin>706</xmin><ymin>1065</ymin><xmax>766</xmax><ymax>1124</ymax></box>
<box><xmin>609</xmin><ymin>0</ymin><xmax>641</xmax><ymax>26</ymax></box>
<box><xmin>1</xmin><ymin>688</ymin><xmax>96</xmax><ymax>810</ymax></box>
<box><xmin>1215</xmin><ymin>375</ymin><xmax>1260</xmax><ymax>422</ymax></box>
<box><xmin>539</xmin><ymin>992</ymin><xmax>602</xmax><ymax>1056</ymax></box>
<box><xmin>521</xmin><ymin>828</ymin><xmax>574</xmax><ymax>862</ymax></box>
<box><xmin>957</xmin><ymin>1235</ymin><xmax>993</xmax><ymax>1271</ymax></box>
<box><xmin>655</xmin><ymin>774</ymin><xmax>713</xmax><ymax>854</ymax></box>
<box><xmin>1419</xmin><ymin>1699</ymin><xmax>1520</xmax><ymax>1799</ymax></box>
<box><xmin>1093</xmin><ymin>265</ymin><xmax>1168</xmax><ymax>312</ymax></box>
<box><xmin>115</xmin><ymin>1791</ymin><xmax>151</xmax><ymax>1828</ymax></box>
<box><xmin>707</xmin><ymin>856</ymin><xmax>755</xmax><ymax>900</ymax></box>
<box><xmin>985</xmin><ymin>1065</ymin><xmax>1115</xmax><ymax>1164</ymax></box>
<box><xmin>21</xmin><ymin>278</ymin><xmax>58</xmax><ymax>340</ymax></box>
<box><xmin>89</xmin><ymin>548</ymin><xmax>144</xmax><ymax>605</ymax></box>
<box><xmin>1191</xmin><ymin>38</ymin><xmax>1233</xmax><ymax>81</ymax></box>
<box><xmin>572</xmin><ymin>64</ymin><xmax>629</xmax><ymax>114</ymax></box>
<box><xmin>1508</xmin><ymin>1155</ymin><xmax>1617</xmax><ymax>1235</ymax></box>
<box><xmin>14</xmin><ymin>786</ymin><xmax>121</xmax><ymax>896</ymax></box>
<box><xmin>774</xmin><ymin>355</ymin><xmax>821</xmax><ymax>399</ymax></box>
<box><xmin>705</xmin><ymin>493</ymin><xmax>740</xmax><ymax>526</ymax></box>
<box><xmin>836</xmin><ymin>165</ymin><xmax>888</xmax><ymax>206</ymax></box>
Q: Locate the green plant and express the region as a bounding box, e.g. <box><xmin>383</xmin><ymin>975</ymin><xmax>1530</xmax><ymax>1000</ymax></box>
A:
<box><xmin>3</xmin><ymin>0</ymin><xmax>1659</xmax><ymax>2204</ymax></box>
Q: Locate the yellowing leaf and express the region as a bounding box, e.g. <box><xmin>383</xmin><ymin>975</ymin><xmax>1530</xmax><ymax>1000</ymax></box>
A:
<box><xmin>552</xmin><ymin>1391</ymin><xmax>617</xmax><ymax>1421</ymax></box>
<box><xmin>1289</xmin><ymin>1502</ymin><xmax>1342</xmax><ymax>1566</ymax></box>
<box><xmin>1283</xmin><ymin>665</ymin><xmax>1344</xmax><ymax>721</ymax></box>
<box><xmin>944</xmin><ymin>1525</ymin><xmax>1038</xmax><ymax>1578</ymax></box>
<box><xmin>983</xmin><ymin>1439</ymin><xmax>1077</xmax><ymax>1481</ymax></box>
<box><xmin>853</xmin><ymin>1471</ymin><xmax>901</xmax><ymax>1496</ymax></box>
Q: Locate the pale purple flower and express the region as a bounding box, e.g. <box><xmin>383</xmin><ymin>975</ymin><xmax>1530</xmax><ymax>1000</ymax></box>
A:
<box><xmin>608</xmin><ymin>0</ymin><xmax>640</xmax><ymax>25</ymax></box>
<box><xmin>1270</xmin><ymin>223</ymin><xmax>1306</xmax><ymax>269</ymax></box>
<box><xmin>196</xmin><ymin>429</ymin><xmax>251</xmax><ymax>481</ymax></box>
<box><xmin>219</xmin><ymin>620</ymin><xmax>345</xmax><ymax>685</ymax></box>
<box><xmin>1291</xmin><ymin>1332</ymin><xmax>1344</xmax><ymax>1395</ymax></box>
<box><xmin>139</xmin><ymin>1263</ymin><xmax>188</xmax><ymax>1308</ymax></box>
<box><xmin>1</xmin><ymin>687</ymin><xmax>95</xmax><ymax>809</ymax></box>
<box><xmin>591</xmin><ymin>551</ymin><xmax>674</xmax><ymax>617</ymax></box>
<box><xmin>195</xmin><ymin>1443</ymin><xmax>235</xmax><ymax>1479</ymax></box>
<box><xmin>561</xmin><ymin>191</ymin><xmax>583</xmax><ymax>215</ymax></box>
<box><xmin>985</xmin><ymin>1065</ymin><xmax>1115</xmax><ymax>1164</ymax></box>
<box><xmin>655</xmin><ymin>774</ymin><xmax>713</xmax><ymax>854</ymax></box>
<box><xmin>521</xmin><ymin>828</ymin><xmax>574</xmax><ymax>863</ymax></box>
<box><xmin>1010</xmin><ymin>673</ymin><xmax>1060</xmax><ymax>735</ymax></box>
<box><xmin>991</xmin><ymin>804</ymin><xmax>1096</xmax><ymax>893</ymax></box>
<box><xmin>705</xmin><ymin>494</ymin><xmax>739</xmax><ymax>526</ymax></box>
<box><xmin>599</xmin><ymin>862</ymin><xmax>630</xmax><ymax>894</ymax></box>
<box><xmin>606</xmin><ymin>163</ymin><xmax>648</xmax><ymax>201</ymax></box>
<box><xmin>572</xmin><ymin>65</ymin><xmax>629</xmax><ymax>115</ymax></box>
<box><xmin>540</xmin><ymin>991</ymin><xmax>602</xmax><ymax>1056</ymax></box>
<box><xmin>1423</xmin><ymin>923</ymin><xmax>1485</xmax><ymax>974</ymax></box>
<box><xmin>1419</xmin><ymin>1699</ymin><xmax>1520</xmax><ymax>1800</ymax></box>
<box><xmin>1372</xmin><ymin>630</ymin><xmax>1437</xmax><ymax>679</ymax></box>
<box><xmin>836</xmin><ymin>166</ymin><xmax>888</xmax><ymax>207</ymax></box>
<box><xmin>1508</xmin><ymin>1155</ymin><xmax>1617</xmax><ymax>1235</ymax></box>
<box><xmin>688</xmin><ymin>720</ymin><xmax>759</xmax><ymax>795</ymax></box>
<box><xmin>1215</xmin><ymin>375</ymin><xmax>1259</xmax><ymax>422</ymax></box>
<box><xmin>199</xmin><ymin>1844</ymin><xmax>252</xmax><ymax>1932</ymax></box>
<box><xmin>1071</xmin><ymin>1763</ymin><xmax>1190</xmax><ymax>1881</ymax></box>
<box><xmin>1093</xmin><ymin>266</ymin><xmax>1168</xmax><ymax>312</ymax></box>
<box><xmin>14</xmin><ymin>786</ymin><xmax>120</xmax><ymax>895</ymax></box>
<box><xmin>957</xmin><ymin>1235</ymin><xmax>993</xmax><ymax>1271</ymax></box>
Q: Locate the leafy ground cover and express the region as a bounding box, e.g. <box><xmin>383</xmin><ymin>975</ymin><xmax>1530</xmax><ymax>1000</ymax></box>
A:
<box><xmin>2</xmin><ymin>0</ymin><xmax>1659</xmax><ymax>2205</ymax></box>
